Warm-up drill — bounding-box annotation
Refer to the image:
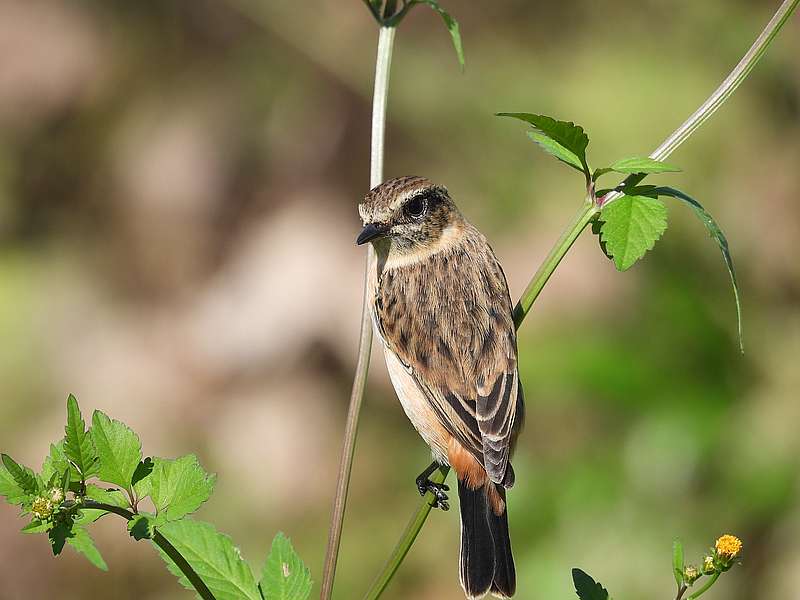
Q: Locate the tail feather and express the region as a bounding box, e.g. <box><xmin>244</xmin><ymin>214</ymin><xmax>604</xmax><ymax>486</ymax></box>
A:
<box><xmin>457</xmin><ymin>480</ymin><xmax>516</xmax><ymax>599</ymax></box>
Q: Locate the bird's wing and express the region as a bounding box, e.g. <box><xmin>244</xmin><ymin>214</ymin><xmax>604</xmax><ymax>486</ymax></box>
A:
<box><xmin>376</xmin><ymin>237</ymin><xmax>522</xmax><ymax>486</ymax></box>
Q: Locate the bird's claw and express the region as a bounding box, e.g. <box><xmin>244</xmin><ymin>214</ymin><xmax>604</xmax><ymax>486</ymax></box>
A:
<box><xmin>416</xmin><ymin>478</ymin><xmax>450</xmax><ymax>511</ymax></box>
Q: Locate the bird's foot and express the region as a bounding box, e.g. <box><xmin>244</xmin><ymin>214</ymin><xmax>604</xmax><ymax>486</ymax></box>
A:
<box><xmin>416</xmin><ymin>477</ymin><xmax>450</xmax><ymax>511</ymax></box>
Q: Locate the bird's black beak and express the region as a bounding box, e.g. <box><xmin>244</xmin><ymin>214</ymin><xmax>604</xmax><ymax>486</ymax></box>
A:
<box><xmin>356</xmin><ymin>222</ymin><xmax>387</xmax><ymax>245</ymax></box>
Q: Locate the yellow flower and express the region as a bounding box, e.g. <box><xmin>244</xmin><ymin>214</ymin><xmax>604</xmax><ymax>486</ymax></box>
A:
<box><xmin>715</xmin><ymin>534</ymin><xmax>742</xmax><ymax>560</ymax></box>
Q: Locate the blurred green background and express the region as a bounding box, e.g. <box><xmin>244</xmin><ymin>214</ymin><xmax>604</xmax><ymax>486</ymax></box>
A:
<box><xmin>1</xmin><ymin>1</ymin><xmax>799</xmax><ymax>599</ymax></box>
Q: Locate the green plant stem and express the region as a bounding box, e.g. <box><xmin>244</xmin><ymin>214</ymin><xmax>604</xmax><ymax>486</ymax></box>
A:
<box><xmin>688</xmin><ymin>572</ymin><xmax>720</xmax><ymax>600</ymax></box>
<box><xmin>600</xmin><ymin>0</ymin><xmax>799</xmax><ymax>208</ymax></box>
<box><xmin>82</xmin><ymin>500</ymin><xmax>216</xmax><ymax>600</ymax></box>
<box><xmin>513</xmin><ymin>199</ymin><xmax>599</xmax><ymax>328</ymax></box>
<box><xmin>363</xmin><ymin>467</ymin><xmax>449</xmax><ymax>600</ymax></box>
<box><xmin>320</xmin><ymin>24</ymin><xmax>396</xmax><ymax>600</ymax></box>
<box><xmin>365</xmin><ymin>1</ymin><xmax>798</xmax><ymax>597</ymax></box>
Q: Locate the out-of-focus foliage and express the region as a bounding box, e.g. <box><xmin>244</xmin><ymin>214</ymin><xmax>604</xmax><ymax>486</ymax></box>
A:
<box><xmin>0</xmin><ymin>1</ymin><xmax>798</xmax><ymax>599</ymax></box>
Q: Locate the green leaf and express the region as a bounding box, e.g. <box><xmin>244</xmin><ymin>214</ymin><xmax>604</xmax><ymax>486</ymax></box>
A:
<box><xmin>41</xmin><ymin>441</ymin><xmax>78</xmax><ymax>485</ymax></box>
<box><xmin>128</xmin><ymin>513</ymin><xmax>156</xmax><ymax>540</ymax></box>
<box><xmin>49</xmin><ymin>519</ymin><xmax>73</xmax><ymax>555</ymax></box>
<box><xmin>528</xmin><ymin>131</ymin><xmax>585</xmax><ymax>172</ymax></box>
<box><xmin>64</xmin><ymin>395</ymin><xmax>99</xmax><ymax>479</ymax></box>
<box><xmin>259</xmin><ymin>532</ymin><xmax>313</xmax><ymax>600</ymax></box>
<box><xmin>155</xmin><ymin>519</ymin><xmax>261</xmax><ymax>600</ymax></box>
<box><xmin>572</xmin><ymin>568</ymin><xmax>610</xmax><ymax>600</ymax></box>
<box><xmin>1</xmin><ymin>462</ymin><xmax>30</xmax><ymax>506</ymax></box>
<box><xmin>21</xmin><ymin>519</ymin><xmax>48</xmax><ymax>534</ymax></box>
<box><xmin>599</xmin><ymin>194</ymin><xmax>668</xmax><ymax>270</ymax></box>
<box><xmin>673</xmin><ymin>539</ymin><xmax>685</xmax><ymax>586</ymax></box>
<box><xmin>132</xmin><ymin>457</ymin><xmax>154</xmax><ymax>490</ymax></box>
<box><xmin>1</xmin><ymin>454</ymin><xmax>38</xmax><ymax>497</ymax></box>
<box><xmin>652</xmin><ymin>186</ymin><xmax>743</xmax><ymax>352</ymax></box>
<box><xmin>91</xmin><ymin>410</ymin><xmax>142</xmax><ymax>490</ymax></box>
<box><xmin>67</xmin><ymin>526</ymin><xmax>108</xmax><ymax>571</ymax></box>
<box><xmin>85</xmin><ymin>484</ymin><xmax>130</xmax><ymax>509</ymax></box>
<box><xmin>147</xmin><ymin>455</ymin><xmax>216</xmax><ymax>524</ymax></box>
<box><xmin>412</xmin><ymin>0</ymin><xmax>465</xmax><ymax>70</ymax></box>
<box><xmin>607</xmin><ymin>156</ymin><xmax>681</xmax><ymax>175</ymax></box>
<box><xmin>497</xmin><ymin>113</ymin><xmax>590</xmax><ymax>173</ymax></box>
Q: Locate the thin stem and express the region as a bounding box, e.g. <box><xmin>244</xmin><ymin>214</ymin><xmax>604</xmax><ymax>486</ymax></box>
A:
<box><xmin>363</xmin><ymin>467</ymin><xmax>449</xmax><ymax>600</ymax></box>
<box><xmin>600</xmin><ymin>0</ymin><xmax>799</xmax><ymax>208</ymax></box>
<box><xmin>320</xmin><ymin>25</ymin><xmax>396</xmax><ymax>600</ymax></box>
<box><xmin>82</xmin><ymin>500</ymin><xmax>216</xmax><ymax>600</ymax></box>
<box><xmin>365</xmin><ymin>1</ymin><xmax>798</xmax><ymax>597</ymax></box>
<box><xmin>675</xmin><ymin>583</ymin><xmax>688</xmax><ymax>600</ymax></box>
<box><xmin>687</xmin><ymin>573</ymin><xmax>720</xmax><ymax>600</ymax></box>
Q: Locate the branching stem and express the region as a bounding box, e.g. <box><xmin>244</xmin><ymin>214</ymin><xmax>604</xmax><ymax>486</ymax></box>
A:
<box><xmin>81</xmin><ymin>500</ymin><xmax>216</xmax><ymax>600</ymax></box>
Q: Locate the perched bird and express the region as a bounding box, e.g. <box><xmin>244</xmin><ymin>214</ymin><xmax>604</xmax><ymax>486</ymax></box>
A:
<box><xmin>357</xmin><ymin>176</ymin><xmax>524</xmax><ymax>598</ymax></box>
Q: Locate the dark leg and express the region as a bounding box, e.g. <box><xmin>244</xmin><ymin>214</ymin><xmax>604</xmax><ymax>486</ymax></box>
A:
<box><xmin>416</xmin><ymin>461</ymin><xmax>450</xmax><ymax>511</ymax></box>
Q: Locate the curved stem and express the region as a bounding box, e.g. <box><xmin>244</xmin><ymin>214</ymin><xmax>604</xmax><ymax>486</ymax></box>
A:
<box><xmin>600</xmin><ymin>0</ymin><xmax>799</xmax><ymax>208</ymax></box>
<box><xmin>363</xmin><ymin>467</ymin><xmax>449</xmax><ymax>600</ymax></box>
<box><xmin>688</xmin><ymin>572</ymin><xmax>720</xmax><ymax>600</ymax></box>
<box><xmin>365</xmin><ymin>1</ymin><xmax>798</xmax><ymax>597</ymax></box>
<box><xmin>320</xmin><ymin>25</ymin><xmax>396</xmax><ymax>600</ymax></box>
<box><xmin>82</xmin><ymin>500</ymin><xmax>216</xmax><ymax>600</ymax></box>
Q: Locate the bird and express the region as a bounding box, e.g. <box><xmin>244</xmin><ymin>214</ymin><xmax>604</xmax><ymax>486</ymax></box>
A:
<box><xmin>357</xmin><ymin>175</ymin><xmax>524</xmax><ymax>599</ymax></box>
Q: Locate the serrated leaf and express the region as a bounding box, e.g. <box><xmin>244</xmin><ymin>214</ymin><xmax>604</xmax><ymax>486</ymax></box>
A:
<box><xmin>652</xmin><ymin>186</ymin><xmax>743</xmax><ymax>352</ymax></box>
<box><xmin>149</xmin><ymin>455</ymin><xmax>215</xmax><ymax>524</ymax></box>
<box><xmin>528</xmin><ymin>131</ymin><xmax>584</xmax><ymax>172</ymax></box>
<box><xmin>608</xmin><ymin>156</ymin><xmax>681</xmax><ymax>175</ymax></box>
<box><xmin>497</xmin><ymin>113</ymin><xmax>590</xmax><ymax>173</ymax></box>
<box><xmin>128</xmin><ymin>513</ymin><xmax>156</xmax><ymax>540</ymax></box>
<box><xmin>155</xmin><ymin>519</ymin><xmax>261</xmax><ymax>600</ymax></box>
<box><xmin>1</xmin><ymin>454</ymin><xmax>38</xmax><ymax>497</ymax></box>
<box><xmin>49</xmin><ymin>519</ymin><xmax>73</xmax><ymax>555</ymax></box>
<box><xmin>572</xmin><ymin>568</ymin><xmax>609</xmax><ymax>600</ymax></box>
<box><xmin>1</xmin><ymin>460</ymin><xmax>31</xmax><ymax>506</ymax></box>
<box><xmin>67</xmin><ymin>526</ymin><xmax>108</xmax><ymax>571</ymax></box>
<box><xmin>64</xmin><ymin>395</ymin><xmax>99</xmax><ymax>479</ymax></box>
<box><xmin>259</xmin><ymin>532</ymin><xmax>312</xmax><ymax>600</ymax></box>
<box><xmin>132</xmin><ymin>457</ymin><xmax>154</xmax><ymax>490</ymax></box>
<box><xmin>41</xmin><ymin>440</ymin><xmax>79</xmax><ymax>485</ymax></box>
<box><xmin>413</xmin><ymin>0</ymin><xmax>465</xmax><ymax>70</ymax></box>
<box><xmin>22</xmin><ymin>519</ymin><xmax>48</xmax><ymax>534</ymax></box>
<box><xmin>600</xmin><ymin>194</ymin><xmax>668</xmax><ymax>270</ymax></box>
<box><xmin>91</xmin><ymin>410</ymin><xmax>142</xmax><ymax>490</ymax></box>
<box><xmin>673</xmin><ymin>539</ymin><xmax>685</xmax><ymax>586</ymax></box>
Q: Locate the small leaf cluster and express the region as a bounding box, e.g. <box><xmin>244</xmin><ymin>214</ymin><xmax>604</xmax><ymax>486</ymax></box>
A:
<box><xmin>361</xmin><ymin>0</ymin><xmax>464</xmax><ymax>69</ymax></box>
<box><xmin>499</xmin><ymin>112</ymin><xmax>742</xmax><ymax>350</ymax></box>
<box><xmin>0</xmin><ymin>395</ymin><xmax>312</xmax><ymax>600</ymax></box>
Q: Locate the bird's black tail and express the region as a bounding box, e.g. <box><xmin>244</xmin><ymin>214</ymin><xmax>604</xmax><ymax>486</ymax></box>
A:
<box><xmin>457</xmin><ymin>480</ymin><xmax>516</xmax><ymax>599</ymax></box>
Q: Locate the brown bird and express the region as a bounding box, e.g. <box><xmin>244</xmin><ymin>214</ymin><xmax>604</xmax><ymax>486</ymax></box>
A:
<box><xmin>357</xmin><ymin>176</ymin><xmax>524</xmax><ymax>598</ymax></box>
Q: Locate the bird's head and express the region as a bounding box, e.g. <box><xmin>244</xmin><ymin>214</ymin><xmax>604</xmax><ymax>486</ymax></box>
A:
<box><xmin>356</xmin><ymin>176</ymin><xmax>462</xmax><ymax>253</ymax></box>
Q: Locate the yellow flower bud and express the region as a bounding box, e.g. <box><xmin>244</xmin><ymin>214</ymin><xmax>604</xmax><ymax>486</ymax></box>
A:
<box><xmin>715</xmin><ymin>534</ymin><xmax>742</xmax><ymax>561</ymax></box>
<box><xmin>702</xmin><ymin>555</ymin><xmax>715</xmax><ymax>574</ymax></box>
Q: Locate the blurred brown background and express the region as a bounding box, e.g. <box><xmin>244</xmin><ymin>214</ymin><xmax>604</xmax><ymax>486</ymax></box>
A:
<box><xmin>1</xmin><ymin>0</ymin><xmax>799</xmax><ymax>598</ymax></box>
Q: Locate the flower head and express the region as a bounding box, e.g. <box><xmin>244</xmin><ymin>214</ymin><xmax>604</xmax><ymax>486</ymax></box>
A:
<box><xmin>715</xmin><ymin>534</ymin><xmax>742</xmax><ymax>561</ymax></box>
<box><xmin>49</xmin><ymin>487</ymin><xmax>64</xmax><ymax>505</ymax></box>
<box><xmin>683</xmin><ymin>564</ymin><xmax>701</xmax><ymax>584</ymax></box>
<box><xmin>30</xmin><ymin>496</ymin><xmax>54</xmax><ymax>520</ymax></box>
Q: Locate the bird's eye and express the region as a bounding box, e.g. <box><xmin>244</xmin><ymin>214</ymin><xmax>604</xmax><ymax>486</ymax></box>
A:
<box><xmin>404</xmin><ymin>195</ymin><xmax>427</xmax><ymax>219</ymax></box>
